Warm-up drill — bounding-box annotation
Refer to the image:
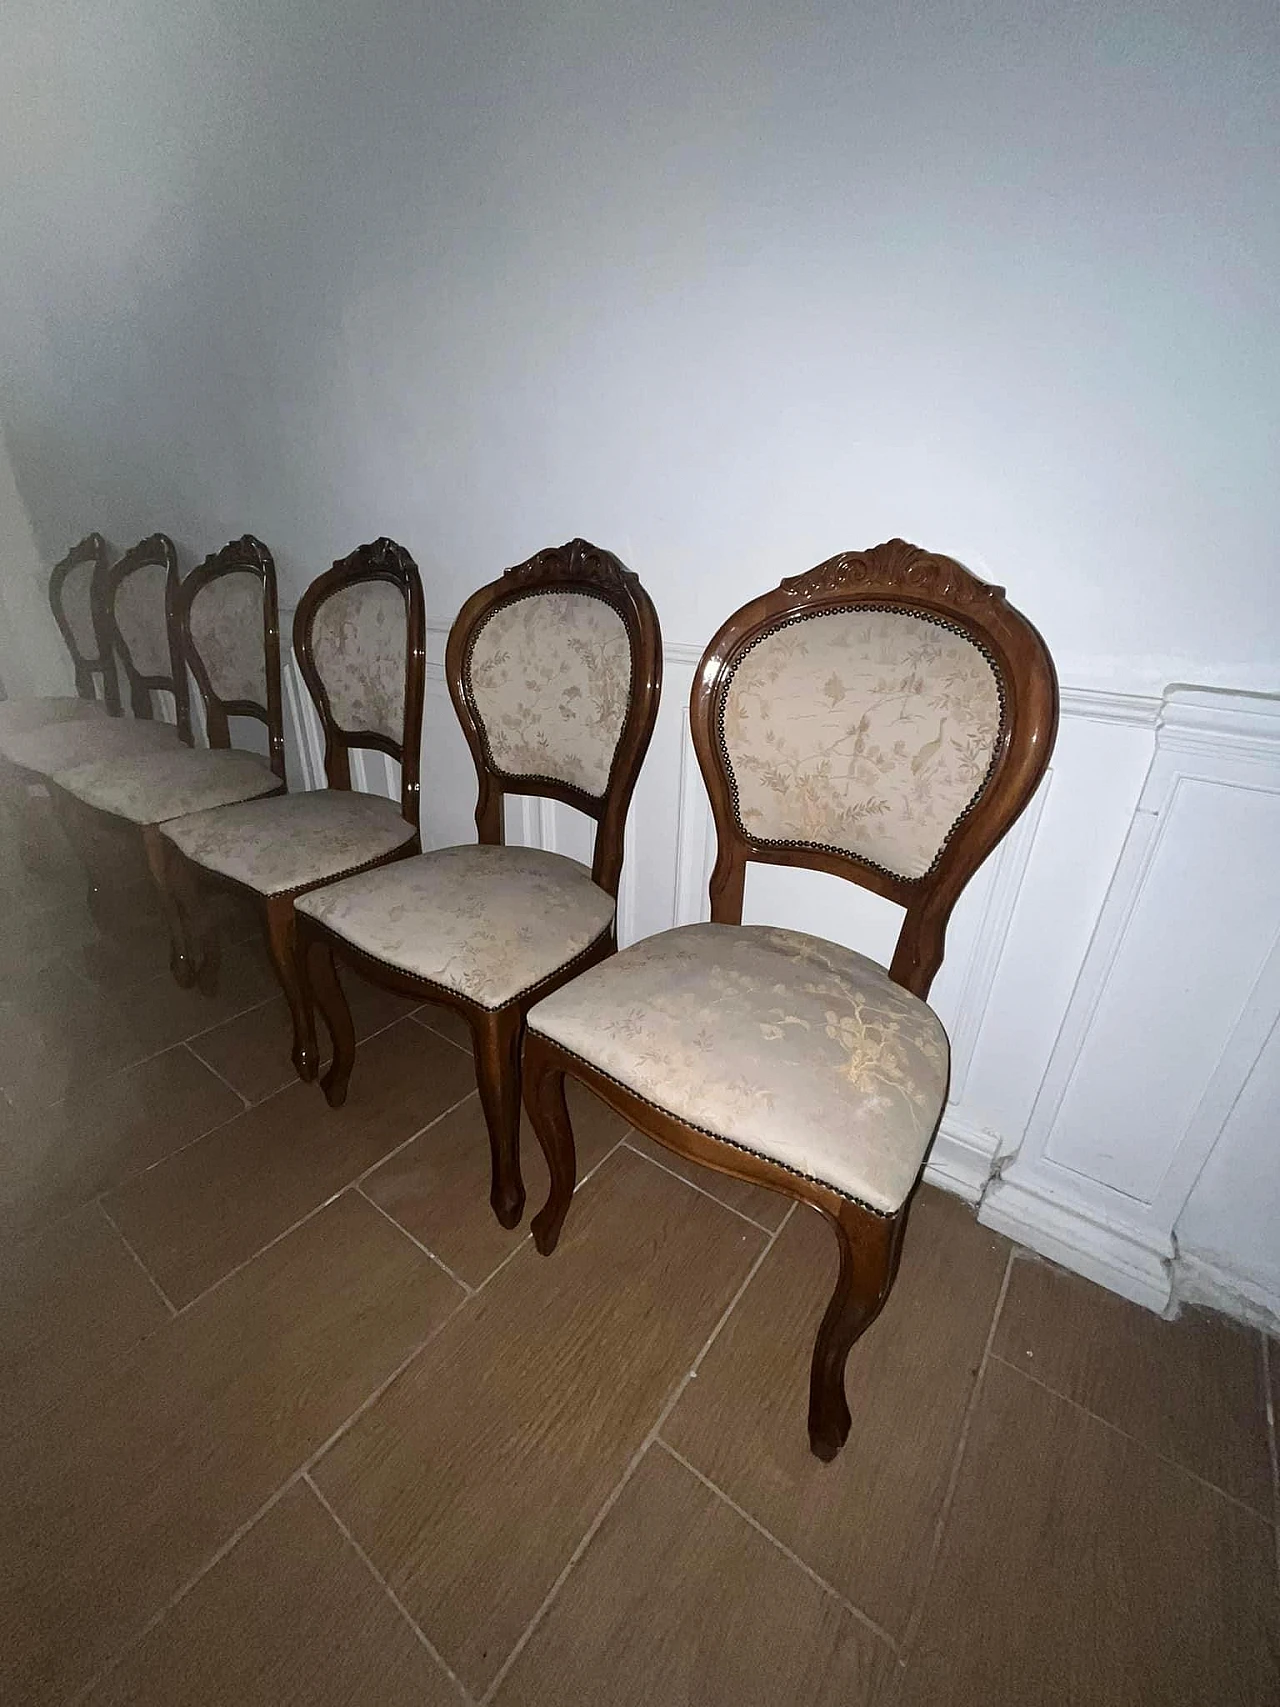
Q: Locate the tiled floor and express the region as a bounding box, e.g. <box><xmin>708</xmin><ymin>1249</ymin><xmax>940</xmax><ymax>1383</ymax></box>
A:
<box><xmin>1</xmin><ymin>813</ymin><xmax>1278</xmax><ymax>1706</ymax></box>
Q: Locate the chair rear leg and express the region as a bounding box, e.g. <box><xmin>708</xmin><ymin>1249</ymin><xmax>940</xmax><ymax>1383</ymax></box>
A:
<box><xmin>469</xmin><ymin>1006</ymin><xmax>526</xmax><ymax>1230</ymax></box>
<box><xmin>523</xmin><ymin>1036</ymin><xmax>578</xmax><ymax>1255</ymax></box>
<box><xmin>141</xmin><ymin>825</ymin><xmax>197</xmax><ymax>989</ymax></box>
<box><xmin>808</xmin><ymin>1198</ymin><xmax>909</xmax><ymax>1463</ymax></box>
<box><xmin>264</xmin><ymin>894</ymin><xmax>318</xmax><ymax>1083</ymax></box>
<box><xmin>302</xmin><ymin>931</ymin><xmax>355</xmax><ymax>1105</ymax></box>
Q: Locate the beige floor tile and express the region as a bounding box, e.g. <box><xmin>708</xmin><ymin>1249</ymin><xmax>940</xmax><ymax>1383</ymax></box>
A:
<box><xmin>625</xmin><ymin>1131</ymin><xmax>791</xmax><ymax>1230</ymax></box>
<box><xmin>0</xmin><ymin>1045</ymin><xmax>245</xmax><ymax>1238</ymax></box>
<box><xmin>83</xmin><ymin>1482</ymin><xmax>461</xmax><ymax>1707</ymax></box>
<box><xmin>364</xmin><ymin>1079</ymin><xmax>628</xmax><ymax>1286</ymax></box>
<box><xmin>314</xmin><ymin>1147</ymin><xmax>766</xmax><ymax>1695</ymax></box>
<box><xmin>0</xmin><ymin>941</ymin><xmax>278</xmax><ymax>1112</ymax></box>
<box><xmin>663</xmin><ymin>1187</ymin><xmax>1009</xmax><ymax>1639</ymax></box>
<box><xmin>0</xmin><ymin>1192</ymin><xmax>464</xmax><ymax>1705</ymax></box>
<box><xmin>495</xmin><ymin>1444</ymin><xmax>897</xmax><ymax>1707</ymax></box>
<box><xmin>0</xmin><ymin>1202</ymin><xmax>170</xmax><ymax>1430</ymax></box>
<box><xmin>191</xmin><ymin>969</ymin><xmax>422</xmax><ymax>1103</ymax></box>
<box><xmin>106</xmin><ymin>1018</ymin><xmax>477</xmax><ymax>1305</ymax></box>
<box><xmin>898</xmin><ymin>1357</ymin><xmax>1280</xmax><ymax>1707</ymax></box>
<box><xmin>993</xmin><ymin>1254</ymin><xmax>1273</xmax><ymax>1513</ymax></box>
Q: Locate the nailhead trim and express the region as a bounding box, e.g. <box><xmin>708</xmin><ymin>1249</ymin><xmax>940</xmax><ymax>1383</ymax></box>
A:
<box><xmin>715</xmin><ymin>602</ymin><xmax>1008</xmax><ymax>885</ymax></box>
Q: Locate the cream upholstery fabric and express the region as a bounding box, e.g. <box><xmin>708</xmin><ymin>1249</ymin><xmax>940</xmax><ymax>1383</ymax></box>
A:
<box><xmin>56</xmin><ymin>746</ymin><xmax>279</xmax><ymax>826</ymax></box>
<box><xmin>0</xmin><ymin>696</ymin><xmax>105</xmax><ymax>748</ymax></box>
<box><xmin>467</xmin><ymin>591</ymin><xmax>630</xmax><ymax>796</ymax></box>
<box><xmin>722</xmin><ymin>609</ymin><xmax>1003</xmax><ymax>880</ymax></box>
<box><xmin>163</xmin><ymin>788</ymin><xmax>416</xmax><ymax>895</ymax></box>
<box><xmin>189</xmin><ymin>571</ymin><xmax>267</xmax><ymax>704</ymax></box>
<box><xmin>311</xmin><ymin>581</ymin><xmax>405</xmax><ymax>740</ymax></box>
<box><xmin>114</xmin><ymin>562</ymin><xmax>172</xmax><ymax>678</ymax></box>
<box><xmin>2</xmin><ymin>715</ymin><xmax>179</xmax><ymax>776</ymax></box>
<box><xmin>528</xmin><ymin>923</ymin><xmax>949</xmax><ymax>1213</ymax></box>
<box><xmin>59</xmin><ymin>561</ymin><xmax>98</xmax><ymax>659</ymax></box>
<box><xmin>296</xmin><ymin>844</ymin><xmax>616</xmax><ymax>1010</ymax></box>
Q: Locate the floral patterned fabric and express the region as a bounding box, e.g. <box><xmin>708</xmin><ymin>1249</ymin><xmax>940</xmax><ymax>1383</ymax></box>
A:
<box><xmin>163</xmin><ymin>788</ymin><xmax>417</xmax><ymax>896</ymax></box>
<box><xmin>0</xmin><ymin>696</ymin><xmax>105</xmax><ymax>748</ymax></box>
<box><xmin>310</xmin><ymin>581</ymin><xmax>406</xmax><ymax>741</ymax></box>
<box><xmin>722</xmin><ymin>608</ymin><xmax>1003</xmax><ymax>881</ymax></box>
<box><xmin>56</xmin><ymin>746</ymin><xmax>280</xmax><ymax>826</ymax></box>
<box><xmin>467</xmin><ymin>591</ymin><xmax>630</xmax><ymax>797</ymax></box>
<box><xmin>527</xmin><ymin>923</ymin><xmax>950</xmax><ymax>1213</ymax></box>
<box><xmin>2</xmin><ymin>715</ymin><xmax>179</xmax><ymax>776</ymax></box>
<box><xmin>296</xmin><ymin>843</ymin><xmax>616</xmax><ymax>1010</ymax></box>
<box><xmin>113</xmin><ymin>562</ymin><xmax>173</xmax><ymax>680</ymax></box>
<box><xmin>189</xmin><ymin>571</ymin><xmax>267</xmax><ymax>705</ymax></box>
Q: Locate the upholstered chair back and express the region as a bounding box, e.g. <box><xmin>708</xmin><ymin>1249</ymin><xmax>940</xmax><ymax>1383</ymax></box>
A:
<box><xmin>294</xmin><ymin>538</ymin><xmax>426</xmax><ymax>825</ymax></box>
<box><xmin>449</xmin><ymin>538</ymin><xmax>662</xmax><ymax>896</ymax></box>
<box><xmin>693</xmin><ymin>540</ymin><xmax>1057</xmax><ymax>998</ymax></box>
<box><xmin>48</xmin><ymin>532</ymin><xmax>119</xmax><ymax>709</ymax></box>
<box><xmin>721</xmin><ymin>606</ymin><xmax>1003</xmax><ymax>883</ymax></box>
<box><xmin>97</xmin><ymin>533</ymin><xmax>189</xmax><ymax>737</ymax></box>
<box><xmin>177</xmin><ymin>535</ymin><xmax>285</xmax><ymax>777</ymax></box>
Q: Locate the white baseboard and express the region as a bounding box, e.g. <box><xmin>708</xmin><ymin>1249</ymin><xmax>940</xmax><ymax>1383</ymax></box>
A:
<box><xmin>923</xmin><ymin>1109</ymin><xmax>1001</xmax><ymax>1205</ymax></box>
<box><xmin>979</xmin><ymin>1172</ymin><xmax>1174</xmax><ymax>1315</ymax></box>
<box><xmin>1173</xmin><ymin>1251</ymin><xmax>1280</xmax><ymax>1334</ymax></box>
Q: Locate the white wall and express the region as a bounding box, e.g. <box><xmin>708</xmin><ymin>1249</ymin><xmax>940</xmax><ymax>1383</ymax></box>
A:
<box><xmin>0</xmin><ymin>437</ymin><xmax>72</xmax><ymax>700</ymax></box>
<box><xmin>4</xmin><ymin>2</ymin><xmax>1279</xmax><ymax>1319</ymax></box>
<box><xmin>2</xmin><ymin>1</ymin><xmax>1278</xmax><ymax>692</ymax></box>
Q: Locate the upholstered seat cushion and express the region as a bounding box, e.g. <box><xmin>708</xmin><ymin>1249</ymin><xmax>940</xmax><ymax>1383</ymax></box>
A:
<box><xmin>55</xmin><ymin>746</ymin><xmax>281</xmax><ymax>826</ymax></box>
<box><xmin>0</xmin><ymin>696</ymin><xmax>106</xmax><ymax>747</ymax></box>
<box><xmin>162</xmin><ymin>788</ymin><xmax>417</xmax><ymax>895</ymax></box>
<box><xmin>1</xmin><ymin>714</ymin><xmax>180</xmax><ymax>775</ymax></box>
<box><xmin>296</xmin><ymin>844</ymin><xmax>616</xmax><ymax>1010</ymax></box>
<box><xmin>527</xmin><ymin>923</ymin><xmax>949</xmax><ymax>1214</ymax></box>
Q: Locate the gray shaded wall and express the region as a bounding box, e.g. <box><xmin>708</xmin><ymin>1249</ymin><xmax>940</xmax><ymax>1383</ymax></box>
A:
<box><xmin>2</xmin><ymin>0</ymin><xmax>1278</xmax><ymax>688</ymax></box>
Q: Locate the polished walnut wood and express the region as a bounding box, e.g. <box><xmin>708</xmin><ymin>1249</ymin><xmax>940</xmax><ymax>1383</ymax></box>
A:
<box><xmin>297</xmin><ymin>537</ymin><xmax>663</xmax><ymax>1228</ymax></box>
<box><xmin>171</xmin><ymin>538</ymin><xmax>426</xmax><ymax>1081</ymax></box>
<box><xmin>522</xmin><ymin>539</ymin><xmax>1058</xmax><ymax>1460</ymax></box>
<box><xmin>48</xmin><ymin>531</ymin><xmax>120</xmax><ymax>711</ymax></box>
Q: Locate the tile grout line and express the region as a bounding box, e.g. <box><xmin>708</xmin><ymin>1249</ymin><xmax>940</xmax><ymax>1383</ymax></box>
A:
<box><xmin>355</xmin><ymin>1185</ymin><xmax>476</xmax><ymax>1296</ymax></box>
<box><xmin>468</xmin><ymin>1134</ymin><xmax>632</xmax><ymax>1299</ymax></box>
<box><xmin>303</xmin><ymin>1471</ymin><xmax>478</xmax><ymax>1706</ymax></box>
<box><xmin>991</xmin><ymin>1347</ymin><xmax>1279</xmax><ymax>1527</ymax></box>
<box><xmin>899</xmin><ymin>1244</ymin><xmax>1014</xmax><ymax>1662</ymax></box>
<box><xmin>654</xmin><ymin>1437</ymin><xmax>901</xmax><ymax>1658</ymax></box>
<box><xmin>166</xmin><ymin>1085</ymin><xmax>482</xmax><ymax>1317</ymax></box>
<box><xmin>1260</xmin><ymin>1333</ymin><xmax>1280</xmax><ymax>1601</ymax></box>
<box><xmin>67</xmin><ymin>1279</ymin><xmax>470</xmax><ymax>1707</ymax></box>
<box><xmin>181</xmin><ymin>1040</ymin><xmax>251</xmax><ymax>1109</ymax></box>
<box><xmin>95</xmin><ymin>1196</ymin><xmax>179</xmax><ymax>1316</ymax></box>
<box><xmin>477</xmin><ymin>1200</ymin><xmax>797</xmax><ymax>1706</ymax></box>
<box><xmin>408</xmin><ymin>1010</ymin><xmax>474</xmax><ymax>1055</ymax></box>
<box><xmin>621</xmin><ymin>1137</ymin><xmax>779</xmax><ymax>1235</ymax></box>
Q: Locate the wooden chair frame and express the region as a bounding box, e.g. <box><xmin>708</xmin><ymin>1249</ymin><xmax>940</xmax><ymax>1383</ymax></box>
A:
<box><xmin>297</xmin><ymin>537</ymin><xmax>663</xmax><ymax>1228</ymax></box>
<box><xmin>167</xmin><ymin>537</ymin><xmax>426</xmax><ymax>1079</ymax></box>
<box><xmin>94</xmin><ymin>533</ymin><xmax>189</xmax><ymax>740</ymax></box>
<box><xmin>48</xmin><ymin>531</ymin><xmax>120</xmax><ymax>711</ymax></box>
<box><xmin>176</xmin><ymin>533</ymin><xmax>286</xmax><ymax>779</ymax></box>
<box><xmin>147</xmin><ymin>535</ymin><xmax>289</xmax><ymax>983</ymax></box>
<box><xmin>521</xmin><ymin>538</ymin><xmax>1058</xmax><ymax>1460</ymax></box>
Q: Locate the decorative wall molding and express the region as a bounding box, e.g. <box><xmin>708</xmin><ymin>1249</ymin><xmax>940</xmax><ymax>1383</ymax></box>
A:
<box><xmin>980</xmin><ymin>686</ymin><xmax>1280</xmax><ymax>1314</ymax></box>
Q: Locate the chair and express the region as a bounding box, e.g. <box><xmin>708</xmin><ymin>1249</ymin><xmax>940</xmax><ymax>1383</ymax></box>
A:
<box><xmin>161</xmin><ymin>537</ymin><xmax>425</xmax><ymax>1079</ymax></box>
<box><xmin>50</xmin><ymin>536</ymin><xmax>287</xmax><ymax>976</ymax></box>
<box><xmin>520</xmin><ymin>539</ymin><xmax>1057</xmax><ymax>1461</ymax></box>
<box><xmin>0</xmin><ymin>532</ymin><xmax>118</xmax><ymax>746</ymax></box>
<box><xmin>1</xmin><ymin>534</ymin><xmax>188</xmax><ymax>776</ymax></box>
<box><xmin>294</xmin><ymin>537</ymin><xmax>662</xmax><ymax>1228</ymax></box>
